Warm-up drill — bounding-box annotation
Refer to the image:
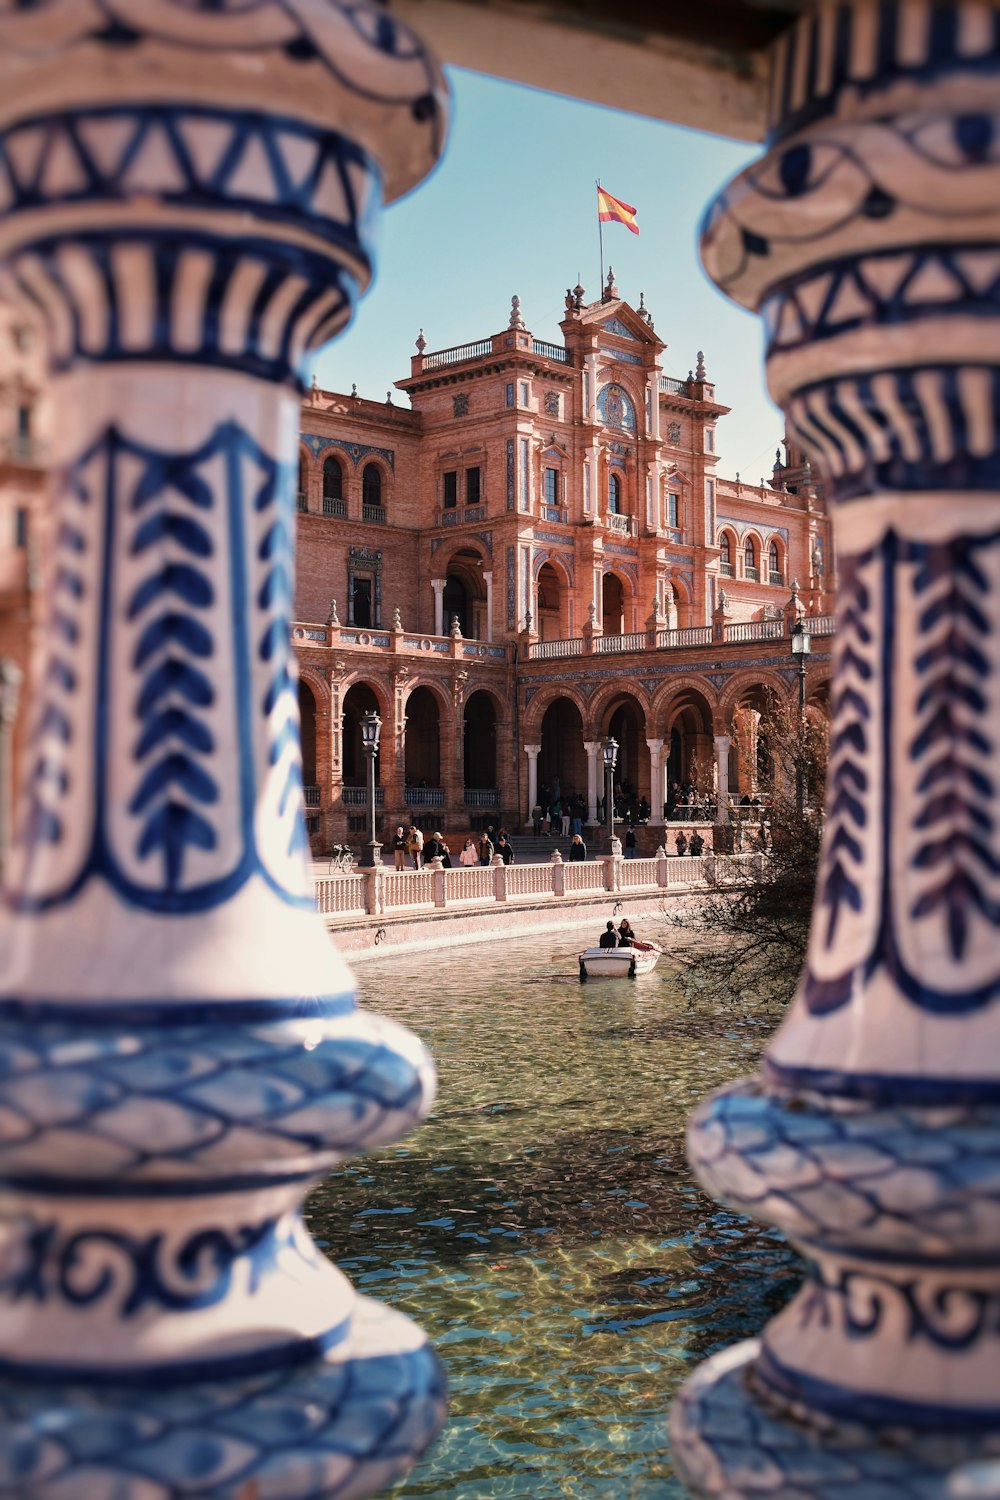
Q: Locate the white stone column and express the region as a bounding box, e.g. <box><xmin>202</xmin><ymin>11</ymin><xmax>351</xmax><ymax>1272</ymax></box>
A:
<box><xmin>714</xmin><ymin>734</ymin><xmax>731</xmax><ymax>823</ymax></box>
<box><xmin>431</xmin><ymin>576</ymin><xmax>445</xmax><ymax>636</ymax></box>
<box><xmin>483</xmin><ymin>568</ymin><xmax>493</xmax><ymax>642</ymax></box>
<box><xmin>524</xmin><ymin>742</ymin><xmax>541</xmax><ymax>822</ymax></box>
<box><xmin>584</xmin><ymin>739</ymin><xmax>601</xmax><ymax>824</ymax></box>
<box><xmin>646</xmin><ymin>738</ymin><xmax>665</xmax><ymax>825</ymax></box>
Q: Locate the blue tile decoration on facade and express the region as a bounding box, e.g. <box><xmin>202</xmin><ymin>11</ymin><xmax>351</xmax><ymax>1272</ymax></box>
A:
<box><xmin>672</xmin><ymin>0</ymin><xmax>1000</xmax><ymax>1494</ymax></box>
<box><xmin>0</xmin><ymin>3</ymin><xmax>449</xmax><ymax>1496</ymax></box>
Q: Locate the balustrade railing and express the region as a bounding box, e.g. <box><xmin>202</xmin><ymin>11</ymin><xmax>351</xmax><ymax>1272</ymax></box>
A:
<box><xmin>322</xmin><ymin>495</ymin><xmax>347</xmax><ymax>517</ymax></box>
<box><xmin>604</xmin><ymin>511</ymin><xmax>634</xmax><ymax>536</ymax></box>
<box><xmin>594</xmin><ymin>631</ymin><xmax>648</xmax><ymax>655</ymax></box>
<box><xmin>405</xmin><ymin>786</ymin><xmax>444</xmax><ymax>806</ymax></box>
<box><xmin>362</xmin><ymin>502</ymin><xmax>386</xmax><ymax>523</ymax></box>
<box><xmin>806</xmin><ymin>612</ymin><xmax>835</xmax><ymax>635</ymax></box>
<box><xmin>659</xmin><ymin>375</ymin><xmax>689</xmax><ymax>395</ymax></box>
<box><xmin>529</xmin><ymin>637</ymin><xmax>583</xmax><ymax>659</ymax></box>
<box><xmin>724</xmin><ymin>619</ymin><xmax>784</xmax><ymax>643</ymax></box>
<box><xmin>422</xmin><ymin>338</ymin><xmax>492</xmax><ymax>368</ymax></box>
<box><xmin>464</xmin><ymin>788</ymin><xmax>501</xmax><ymax>806</ymax></box>
<box><xmin>744</xmin><ymin>565</ymin><xmax>759</xmax><ymax>580</ymax></box>
<box><xmin>303</xmin><ymin>784</ymin><xmax>321</xmax><ymax>807</ymax></box>
<box><xmin>341</xmin><ymin>785</ymin><xmax>385</xmax><ymax>807</ymax></box>
<box><xmin>315</xmin><ymin>852</ymin><xmax>759</xmax><ymax>919</ymax></box>
<box><xmin>719</xmin><ymin>561</ymin><xmax>734</xmax><ymax>576</ymax></box>
<box><xmin>532</xmin><ymin>339</ymin><xmax>569</xmax><ymax>363</ymax></box>
<box><xmin>655</xmin><ymin>625</ymin><xmax>713</xmax><ymax>648</ymax></box>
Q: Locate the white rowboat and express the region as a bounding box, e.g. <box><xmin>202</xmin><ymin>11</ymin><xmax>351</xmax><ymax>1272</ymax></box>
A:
<box><xmin>578</xmin><ymin>943</ymin><xmax>661</xmax><ymax>980</ymax></box>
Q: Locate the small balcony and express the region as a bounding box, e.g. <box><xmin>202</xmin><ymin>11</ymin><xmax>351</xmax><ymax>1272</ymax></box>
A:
<box><xmin>405</xmin><ymin>786</ymin><xmax>444</xmax><ymax>807</ymax></box>
<box><xmin>323</xmin><ymin>496</ymin><xmax>347</xmax><ymax>517</ymax></box>
<box><xmin>769</xmin><ymin>570</ymin><xmax>783</xmax><ymax>585</ymax></box>
<box><xmin>605</xmin><ymin>511</ymin><xmax>634</xmax><ymax>537</ymax></box>
<box><xmin>464</xmin><ymin>788</ymin><xmax>500</xmax><ymax>807</ymax></box>
<box><xmin>362</xmin><ymin>502</ymin><xmax>386</xmax><ymax>524</ymax></box>
<box><xmin>719</xmin><ymin>561</ymin><xmax>734</xmax><ymax>577</ymax></box>
<box><xmin>744</xmin><ymin>565</ymin><xmax>759</xmax><ymax>581</ymax></box>
<box><xmin>342</xmin><ymin>786</ymin><xmax>385</xmax><ymax>807</ymax></box>
<box><xmin>303</xmin><ymin>784</ymin><xmax>321</xmax><ymax>807</ymax></box>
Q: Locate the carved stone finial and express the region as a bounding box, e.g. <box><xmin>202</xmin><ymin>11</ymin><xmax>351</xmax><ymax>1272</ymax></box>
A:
<box><xmin>775</xmin><ymin>446</ymin><xmax>783</xmax><ymax>468</ymax></box>
<box><xmin>310</xmin><ymin>372</ymin><xmax>318</xmax><ymax>396</ymax></box>
<box><xmin>718</xmin><ymin>587</ymin><xmax>728</xmax><ymax>607</ymax></box>
<box><xmin>695</xmin><ymin>349</ymin><xmax>707</xmax><ymax>379</ymax></box>
<box><xmin>327</xmin><ymin>597</ymin><xmax>340</xmax><ymax>625</ymax></box>
<box><xmin>386</xmin><ymin>390</ymin><xmax>392</xmax><ymax>404</ymax></box>
<box><xmin>573</xmin><ymin>281</ymin><xmax>585</xmax><ymax>310</ymax></box>
<box><xmin>509</xmin><ymin>294</ymin><xmax>525</xmax><ymax>330</ymax></box>
<box><xmin>415</xmin><ymin>327</ymin><xmax>426</xmax><ymax>353</ymax></box>
<box><xmin>604</xmin><ymin>265</ymin><xmax>618</xmax><ymax>300</ymax></box>
<box><xmin>638</xmin><ymin>291</ymin><xmax>653</xmax><ymax>326</ymax></box>
<box><xmin>790</xmin><ymin>577</ymin><xmax>800</xmax><ymax>600</ymax></box>
<box><xmin>565</xmin><ymin>287</ymin><xmax>574</xmax><ymax>312</ymax></box>
<box><xmin>587</xmin><ymin>599</ymin><xmax>597</xmax><ymax>625</ymax></box>
<box><xmin>450</xmin><ymin>614</ymin><xmax>462</xmax><ymax>637</ymax></box>
<box><xmin>523</xmin><ymin>608</ymin><xmax>532</xmax><ymax>632</ymax></box>
<box><xmin>392</xmin><ymin>606</ymin><xmax>402</xmax><ymax>631</ymax></box>
<box><xmin>351</xmin><ymin>383</ymin><xmax>358</xmax><ymax>399</ymax></box>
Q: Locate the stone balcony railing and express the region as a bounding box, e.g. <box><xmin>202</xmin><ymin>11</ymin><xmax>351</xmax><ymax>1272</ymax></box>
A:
<box><xmin>314</xmin><ymin>849</ymin><xmax>762</xmax><ymax>918</ymax></box>
<box><xmin>291</xmin><ymin>622</ymin><xmax>514</xmax><ymax>662</ymax></box>
<box><xmin>526</xmin><ymin>613</ymin><xmax>835</xmax><ymax>661</ymax></box>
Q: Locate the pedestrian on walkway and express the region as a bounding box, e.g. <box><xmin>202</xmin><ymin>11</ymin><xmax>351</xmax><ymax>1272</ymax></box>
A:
<box><xmin>391</xmin><ymin>826</ymin><xmax>407</xmax><ymax>871</ymax></box>
<box><xmin>406</xmin><ymin>824</ymin><xmax>424</xmax><ymax>869</ymax></box>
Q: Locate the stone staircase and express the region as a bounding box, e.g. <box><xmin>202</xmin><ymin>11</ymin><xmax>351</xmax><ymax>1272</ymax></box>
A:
<box><xmin>507</xmin><ymin>833</ymin><xmax>576</xmax><ymax>863</ymax></box>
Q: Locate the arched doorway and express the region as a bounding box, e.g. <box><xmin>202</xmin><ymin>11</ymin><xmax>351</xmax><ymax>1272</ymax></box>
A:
<box><xmin>443</xmin><ymin>574</ymin><xmax>469</xmax><ymax>637</ymax></box>
<box><xmin>602</xmin><ymin>572</ymin><xmax>625</xmax><ymax>636</ymax></box>
<box><xmin>730</xmin><ymin>684</ymin><xmax>772</xmax><ymax>797</ymax></box>
<box><xmin>538</xmin><ymin>697</ymin><xmax>586</xmax><ymax>811</ymax></box>
<box><xmin>298</xmin><ymin>681</ymin><xmax>317</xmax><ymax>794</ymax></box>
<box><xmin>342</xmin><ymin>682</ymin><xmax>381</xmax><ymax>789</ymax></box>
<box><xmin>404</xmin><ymin>687</ymin><xmax>441</xmax><ymax>788</ymax></box>
<box><xmin>444</xmin><ymin>548</ymin><xmax>487</xmax><ymax>638</ymax></box>
<box><xmin>464</xmin><ymin>691</ymin><xmax>497</xmax><ymax>789</ymax></box>
<box><xmin>663</xmin><ymin>688</ymin><xmax>714</xmax><ymax>812</ymax></box>
<box><xmin>604</xmin><ymin>693</ymin><xmax>646</xmax><ymax>817</ymax></box>
<box><xmin>537</xmin><ymin>561</ymin><xmax>569</xmax><ymax>641</ymax></box>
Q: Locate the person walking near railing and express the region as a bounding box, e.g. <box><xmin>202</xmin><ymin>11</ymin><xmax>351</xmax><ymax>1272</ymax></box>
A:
<box><xmin>407</xmin><ymin>824</ymin><xmax>424</xmax><ymax>869</ymax></box>
<box><xmin>569</xmin><ymin>833</ymin><xmax>587</xmax><ymax>861</ymax></box>
<box><xmin>459</xmin><ymin>838</ymin><xmax>478</xmax><ymax>867</ymax></box>
<box><xmin>478</xmin><ymin>831</ymin><xmax>494</xmax><ymax>866</ymax></box>
<box><xmin>675</xmin><ymin>830</ymin><xmax>688</xmax><ymax>856</ymax></box>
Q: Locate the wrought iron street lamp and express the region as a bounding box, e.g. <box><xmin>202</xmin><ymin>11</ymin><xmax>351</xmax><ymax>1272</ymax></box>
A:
<box><xmin>603</xmin><ymin>735</ymin><xmax>618</xmax><ymax>850</ymax></box>
<box><xmin>790</xmin><ymin>621</ymin><xmax>811</xmax><ymax>815</ymax></box>
<box><xmin>360</xmin><ymin>710</ymin><xmax>382</xmax><ymax>867</ymax></box>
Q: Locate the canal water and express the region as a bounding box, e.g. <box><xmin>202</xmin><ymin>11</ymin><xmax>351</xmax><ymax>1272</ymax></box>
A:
<box><xmin>306</xmin><ymin>933</ymin><xmax>801</xmax><ymax>1498</ymax></box>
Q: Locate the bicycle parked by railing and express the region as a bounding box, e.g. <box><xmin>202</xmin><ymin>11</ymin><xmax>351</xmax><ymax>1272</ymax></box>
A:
<box><xmin>327</xmin><ymin>843</ymin><xmax>355</xmax><ymax>875</ymax></box>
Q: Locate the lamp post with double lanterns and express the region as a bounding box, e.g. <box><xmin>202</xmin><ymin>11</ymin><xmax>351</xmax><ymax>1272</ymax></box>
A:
<box><xmin>603</xmin><ymin>736</ymin><xmax>619</xmax><ymax>851</ymax></box>
<box><xmin>790</xmin><ymin>620</ymin><xmax>811</xmax><ymax>816</ymax></box>
<box><xmin>359</xmin><ymin>709</ymin><xmax>382</xmax><ymax>867</ymax></box>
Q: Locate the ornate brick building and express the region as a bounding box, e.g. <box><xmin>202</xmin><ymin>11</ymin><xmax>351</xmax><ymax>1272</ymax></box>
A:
<box><xmin>290</xmin><ymin>276</ymin><xmax>835</xmax><ymax>847</ymax></box>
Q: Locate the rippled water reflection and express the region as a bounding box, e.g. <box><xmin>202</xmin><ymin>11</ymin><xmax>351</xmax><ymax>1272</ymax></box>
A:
<box><xmin>307</xmin><ymin>935</ymin><xmax>801</xmax><ymax>1498</ymax></box>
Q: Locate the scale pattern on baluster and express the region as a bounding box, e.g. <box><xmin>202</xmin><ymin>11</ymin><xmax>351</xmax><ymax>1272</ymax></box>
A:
<box><xmin>0</xmin><ymin>3</ymin><xmax>449</xmax><ymax>1496</ymax></box>
<box><xmin>672</xmin><ymin>2</ymin><xmax>1000</xmax><ymax>1495</ymax></box>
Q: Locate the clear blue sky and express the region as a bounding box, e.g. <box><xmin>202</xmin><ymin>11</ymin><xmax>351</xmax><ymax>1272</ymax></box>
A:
<box><xmin>314</xmin><ymin>68</ymin><xmax>785</xmax><ymax>485</ymax></box>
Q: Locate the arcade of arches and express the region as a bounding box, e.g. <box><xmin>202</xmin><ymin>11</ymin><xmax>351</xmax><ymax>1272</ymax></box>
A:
<box><xmin>296</xmin><ymin>658</ymin><xmax>830</xmax><ymax>846</ymax></box>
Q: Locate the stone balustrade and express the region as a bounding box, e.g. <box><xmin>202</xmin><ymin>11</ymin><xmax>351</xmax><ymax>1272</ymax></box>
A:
<box><xmin>314</xmin><ymin>851</ymin><xmax>761</xmax><ymax>919</ymax></box>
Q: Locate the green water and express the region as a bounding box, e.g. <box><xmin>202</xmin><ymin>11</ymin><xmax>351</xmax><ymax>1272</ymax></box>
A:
<box><xmin>306</xmin><ymin>935</ymin><xmax>801</xmax><ymax>1498</ymax></box>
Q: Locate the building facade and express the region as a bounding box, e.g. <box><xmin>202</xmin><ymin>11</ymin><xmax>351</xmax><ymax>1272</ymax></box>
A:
<box><xmin>0</xmin><ymin>276</ymin><xmax>834</xmax><ymax>852</ymax></box>
<box><xmin>292</xmin><ymin>277</ymin><xmax>835</xmax><ymax>846</ymax></box>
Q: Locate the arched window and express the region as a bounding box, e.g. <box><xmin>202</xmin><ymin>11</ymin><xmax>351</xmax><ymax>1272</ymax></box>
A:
<box><xmin>297</xmin><ymin>454</ymin><xmax>307</xmax><ymax>512</ymax></box>
<box><xmin>608</xmin><ymin>471</ymin><xmax>621</xmax><ymax>515</ymax></box>
<box><xmin>322</xmin><ymin>456</ymin><xmax>344</xmax><ymax>515</ymax></box>
<box><xmin>362</xmin><ymin>463</ymin><xmax>384</xmax><ymax>521</ymax></box>
<box><xmin>744</xmin><ymin>537</ymin><xmax>758</xmax><ymax>578</ymax></box>
<box><xmin>768</xmin><ymin>540</ymin><xmax>781</xmax><ymax>583</ymax></box>
<box><xmin>719</xmin><ymin>532</ymin><xmax>732</xmax><ymax>574</ymax></box>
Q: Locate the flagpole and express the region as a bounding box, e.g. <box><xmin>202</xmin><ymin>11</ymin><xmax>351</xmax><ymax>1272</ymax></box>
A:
<box><xmin>596</xmin><ymin>177</ymin><xmax>604</xmax><ymax>297</ymax></box>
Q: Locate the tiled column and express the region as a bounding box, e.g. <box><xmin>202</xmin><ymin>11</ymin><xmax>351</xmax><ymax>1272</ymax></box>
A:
<box><xmin>483</xmin><ymin>568</ymin><xmax>494</xmax><ymax>642</ymax></box>
<box><xmin>673</xmin><ymin>2</ymin><xmax>1000</xmax><ymax>1493</ymax></box>
<box><xmin>0</xmin><ymin>4</ymin><xmax>449</xmax><ymax>1495</ymax></box>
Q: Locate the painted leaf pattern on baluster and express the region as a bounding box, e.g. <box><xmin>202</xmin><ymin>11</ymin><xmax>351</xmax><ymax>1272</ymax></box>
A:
<box><xmin>257</xmin><ymin>473</ymin><xmax>309</xmax><ymax>861</ymax></box>
<box><xmin>127</xmin><ymin>448</ymin><xmax>219</xmax><ymax>890</ymax></box>
<box><xmin>819</xmin><ymin>547</ymin><xmax>874</xmax><ymax>951</ymax></box>
<box><xmin>22</xmin><ymin>495</ymin><xmax>87</xmax><ymax>852</ymax></box>
<box><xmin>908</xmin><ymin>534</ymin><xmax>998</xmax><ymax>962</ymax></box>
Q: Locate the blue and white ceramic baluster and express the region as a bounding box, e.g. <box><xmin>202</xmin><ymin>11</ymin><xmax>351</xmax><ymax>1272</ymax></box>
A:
<box><xmin>0</xmin><ymin>4</ymin><xmax>448</xmax><ymax>1495</ymax></box>
<box><xmin>673</xmin><ymin>1</ymin><xmax>1000</xmax><ymax>1493</ymax></box>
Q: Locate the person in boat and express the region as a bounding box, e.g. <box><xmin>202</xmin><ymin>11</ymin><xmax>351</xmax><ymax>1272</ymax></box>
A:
<box><xmin>617</xmin><ymin>918</ymin><xmax>636</xmax><ymax>947</ymax></box>
<box><xmin>598</xmin><ymin>921</ymin><xmax>619</xmax><ymax>949</ymax></box>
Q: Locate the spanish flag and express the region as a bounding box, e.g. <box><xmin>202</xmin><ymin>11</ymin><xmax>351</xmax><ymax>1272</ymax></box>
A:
<box><xmin>597</xmin><ymin>186</ymin><xmax>639</xmax><ymax>235</ymax></box>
